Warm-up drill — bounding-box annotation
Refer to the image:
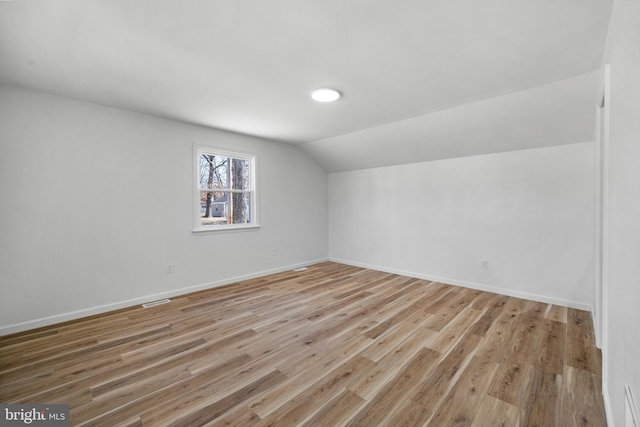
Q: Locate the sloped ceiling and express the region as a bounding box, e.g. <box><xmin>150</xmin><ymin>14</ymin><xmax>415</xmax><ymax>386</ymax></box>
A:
<box><xmin>0</xmin><ymin>0</ymin><xmax>612</xmax><ymax>171</ymax></box>
<box><xmin>304</xmin><ymin>71</ymin><xmax>600</xmax><ymax>171</ymax></box>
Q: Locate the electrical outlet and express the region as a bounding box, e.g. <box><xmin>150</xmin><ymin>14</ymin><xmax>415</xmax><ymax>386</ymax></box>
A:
<box><xmin>481</xmin><ymin>260</ymin><xmax>489</xmax><ymax>269</ymax></box>
<box><xmin>165</xmin><ymin>263</ymin><xmax>174</xmax><ymax>274</ymax></box>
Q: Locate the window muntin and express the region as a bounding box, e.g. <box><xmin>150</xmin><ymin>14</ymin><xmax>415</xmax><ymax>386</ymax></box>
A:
<box><xmin>195</xmin><ymin>147</ymin><xmax>257</xmax><ymax>231</ymax></box>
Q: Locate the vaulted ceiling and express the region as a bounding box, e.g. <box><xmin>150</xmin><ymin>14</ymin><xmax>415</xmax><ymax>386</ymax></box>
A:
<box><xmin>0</xmin><ymin>0</ymin><xmax>612</xmax><ymax>171</ymax></box>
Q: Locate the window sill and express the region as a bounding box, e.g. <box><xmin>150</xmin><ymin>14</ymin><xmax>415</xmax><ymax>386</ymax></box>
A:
<box><xmin>192</xmin><ymin>224</ymin><xmax>262</xmax><ymax>234</ymax></box>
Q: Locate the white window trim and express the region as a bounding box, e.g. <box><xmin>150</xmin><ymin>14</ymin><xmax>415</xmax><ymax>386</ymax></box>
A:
<box><xmin>193</xmin><ymin>144</ymin><xmax>260</xmax><ymax>233</ymax></box>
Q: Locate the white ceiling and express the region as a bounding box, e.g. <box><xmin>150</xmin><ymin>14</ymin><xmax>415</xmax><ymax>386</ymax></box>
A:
<box><xmin>0</xmin><ymin>0</ymin><xmax>612</xmax><ymax>171</ymax></box>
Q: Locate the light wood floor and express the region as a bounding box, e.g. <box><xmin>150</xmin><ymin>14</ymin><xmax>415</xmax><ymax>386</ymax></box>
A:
<box><xmin>0</xmin><ymin>262</ymin><xmax>606</xmax><ymax>426</ymax></box>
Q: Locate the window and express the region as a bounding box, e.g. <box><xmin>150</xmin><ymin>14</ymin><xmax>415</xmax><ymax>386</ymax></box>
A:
<box><xmin>194</xmin><ymin>146</ymin><xmax>258</xmax><ymax>232</ymax></box>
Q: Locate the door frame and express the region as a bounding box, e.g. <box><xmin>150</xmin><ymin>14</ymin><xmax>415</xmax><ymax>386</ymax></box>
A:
<box><xmin>594</xmin><ymin>64</ymin><xmax>610</xmax><ymax>376</ymax></box>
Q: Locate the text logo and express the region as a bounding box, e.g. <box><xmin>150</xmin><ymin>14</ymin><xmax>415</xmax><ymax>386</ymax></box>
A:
<box><xmin>1</xmin><ymin>405</ymin><xmax>69</xmax><ymax>426</ymax></box>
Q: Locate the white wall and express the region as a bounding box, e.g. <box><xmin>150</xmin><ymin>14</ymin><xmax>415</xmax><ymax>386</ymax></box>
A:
<box><xmin>329</xmin><ymin>142</ymin><xmax>594</xmax><ymax>308</ymax></box>
<box><xmin>0</xmin><ymin>84</ymin><xmax>328</xmax><ymax>334</ymax></box>
<box><xmin>601</xmin><ymin>0</ymin><xmax>640</xmax><ymax>424</ymax></box>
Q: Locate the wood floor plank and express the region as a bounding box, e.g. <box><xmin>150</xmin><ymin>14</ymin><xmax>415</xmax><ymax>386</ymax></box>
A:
<box><xmin>425</xmin><ymin>305</ymin><xmax>483</xmax><ymax>354</ymax></box>
<box><xmin>345</xmin><ymin>347</ymin><xmax>442</xmax><ymax>426</ymax></box>
<box><xmin>566</xmin><ymin>309</ymin><xmax>602</xmax><ymax>375</ymax></box>
<box><xmin>90</xmin><ymin>340</ymin><xmax>207</xmax><ymax>397</ymax></box>
<box><xmin>424</xmin><ymin>354</ymin><xmax>499</xmax><ymax>426</ymax></box>
<box><xmin>207</xmin><ymin>404</ymin><xmax>261</xmax><ymax>426</ymax></box>
<box><xmin>486</xmin><ymin>303</ymin><xmax>547</xmax><ymax>406</ymax></box>
<box><xmin>0</xmin><ymin>262</ymin><xmax>606</xmax><ymax>427</ymax></box>
<box><xmin>422</xmin><ymin>288</ymin><xmax>482</xmax><ymax>331</ymax></box>
<box><xmin>519</xmin><ymin>366</ymin><xmax>563</xmax><ymax>427</ymax></box>
<box><xmin>76</xmin><ymin>366</ymin><xmax>195</xmax><ymax>422</ymax></box>
<box><xmin>360</xmin><ymin>305</ymin><xmax>434</xmax><ymax>362</ymax></box>
<box><xmin>255</xmin><ymin>355</ymin><xmax>374</xmax><ymax>426</ymax></box>
<box><xmin>364</xmin><ymin>292</ymin><xmax>434</xmax><ymax>340</ymax></box>
<box><xmin>124</xmin><ymin>356</ymin><xmax>269</xmax><ymax>425</ymax></box>
<box><xmin>560</xmin><ymin>365</ymin><xmax>607</xmax><ymax>426</ymax></box>
<box><xmin>163</xmin><ymin>370</ymin><xmax>288</xmax><ymax>427</ymax></box>
<box><xmin>250</xmin><ymin>334</ymin><xmax>373</xmax><ymax>418</ymax></box>
<box><xmin>73</xmin><ymin>353</ymin><xmax>253</xmax><ymax>425</ymax></box>
<box><xmin>470</xmin><ymin>394</ymin><xmax>520</xmax><ymax>427</ymax></box>
<box><xmin>535</xmin><ymin>319</ymin><xmax>566</xmax><ymax>375</ymax></box>
<box><xmin>546</xmin><ymin>304</ymin><xmax>568</xmax><ymax>323</ymax></box>
<box><xmin>3</xmin><ymin>337</ymin><xmax>206</xmax><ymax>403</ymax></box>
<box><xmin>299</xmin><ymin>388</ymin><xmax>365</xmax><ymax>427</ymax></box>
<box><xmin>410</xmin><ymin>333</ymin><xmax>483</xmax><ymax>410</ymax></box>
<box><xmin>384</xmin><ymin>398</ymin><xmax>434</xmax><ymax>427</ymax></box>
<box><xmin>348</xmin><ymin>326</ymin><xmax>436</xmax><ymax>400</ymax></box>
<box><xmin>277</xmin><ymin>330</ymin><xmax>371</xmax><ymax>378</ymax></box>
<box><xmin>469</xmin><ymin>294</ymin><xmax>509</xmax><ymax>336</ymax></box>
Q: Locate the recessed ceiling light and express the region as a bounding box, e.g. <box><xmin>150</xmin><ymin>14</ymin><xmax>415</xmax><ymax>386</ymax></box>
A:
<box><xmin>311</xmin><ymin>88</ymin><xmax>341</xmax><ymax>103</ymax></box>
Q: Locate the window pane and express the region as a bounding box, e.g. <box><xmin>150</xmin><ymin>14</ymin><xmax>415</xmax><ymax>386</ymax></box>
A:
<box><xmin>200</xmin><ymin>191</ymin><xmax>229</xmax><ymax>226</ymax></box>
<box><xmin>199</xmin><ymin>154</ymin><xmax>229</xmax><ymax>190</ymax></box>
<box><xmin>231</xmin><ymin>158</ymin><xmax>251</xmax><ymax>190</ymax></box>
<box><xmin>199</xmin><ymin>191</ymin><xmax>252</xmax><ymax>226</ymax></box>
<box><xmin>229</xmin><ymin>191</ymin><xmax>252</xmax><ymax>224</ymax></box>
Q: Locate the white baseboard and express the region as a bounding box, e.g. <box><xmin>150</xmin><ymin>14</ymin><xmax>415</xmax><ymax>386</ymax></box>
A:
<box><xmin>329</xmin><ymin>257</ymin><xmax>592</xmax><ymax>311</ymax></box>
<box><xmin>0</xmin><ymin>258</ymin><xmax>328</xmax><ymax>336</ymax></box>
<box><xmin>2</xmin><ymin>256</ymin><xmax>592</xmax><ymax>336</ymax></box>
<box><xmin>593</xmin><ymin>309</ymin><xmax>602</xmax><ymax>349</ymax></box>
